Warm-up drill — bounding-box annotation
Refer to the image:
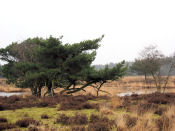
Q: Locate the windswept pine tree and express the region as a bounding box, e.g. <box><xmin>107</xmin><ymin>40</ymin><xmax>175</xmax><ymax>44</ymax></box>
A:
<box><xmin>0</xmin><ymin>35</ymin><xmax>127</xmax><ymax>97</ymax></box>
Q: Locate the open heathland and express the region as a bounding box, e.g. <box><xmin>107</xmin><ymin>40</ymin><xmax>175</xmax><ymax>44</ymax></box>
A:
<box><xmin>0</xmin><ymin>92</ymin><xmax>175</xmax><ymax>131</ymax></box>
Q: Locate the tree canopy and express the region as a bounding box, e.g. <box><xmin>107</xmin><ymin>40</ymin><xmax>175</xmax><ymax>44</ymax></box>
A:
<box><xmin>0</xmin><ymin>36</ymin><xmax>127</xmax><ymax>97</ymax></box>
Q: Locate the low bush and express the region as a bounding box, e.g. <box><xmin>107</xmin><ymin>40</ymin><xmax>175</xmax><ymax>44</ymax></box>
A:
<box><xmin>0</xmin><ymin>117</ymin><xmax>8</xmax><ymax>123</ymax></box>
<box><xmin>154</xmin><ymin>107</ymin><xmax>167</xmax><ymax>116</ymax></box>
<box><xmin>123</xmin><ymin>114</ymin><xmax>137</xmax><ymax>128</ymax></box>
<box><xmin>69</xmin><ymin>114</ymin><xmax>88</xmax><ymax>125</ymax></box>
<box><xmin>16</xmin><ymin>118</ymin><xmax>40</xmax><ymax>127</ymax></box>
<box><xmin>41</xmin><ymin>114</ymin><xmax>49</xmax><ymax>119</ymax></box>
<box><xmin>156</xmin><ymin>115</ymin><xmax>173</xmax><ymax>131</ymax></box>
<box><xmin>88</xmin><ymin>122</ymin><xmax>111</xmax><ymax>131</ymax></box>
<box><xmin>0</xmin><ymin>123</ymin><xmax>16</xmax><ymax>130</ymax></box>
<box><xmin>137</xmin><ymin>103</ymin><xmax>158</xmax><ymax>115</ymax></box>
<box><xmin>0</xmin><ymin>104</ymin><xmax>5</xmax><ymax>111</ymax></box>
<box><xmin>71</xmin><ymin>126</ymin><xmax>86</xmax><ymax>131</ymax></box>
<box><xmin>56</xmin><ymin>113</ymin><xmax>88</xmax><ymax>125</ymax></box>
<box><xmin>89</xmin><ymin>114</ymin><xmax>100</xmax><ymax>123</ymax></box>
<box><xmin>88</xmin><ymin>114</ymin><xmax>115</xmax><ymax>131</ymax></box>
<box><xmin>59</xmin><ymin>96</ymin><xmax>98</xmax><ymax>110</ymax></box>
<box><xmin>0</xmin><ymin>94</ymin><xmax>103</xmax><ymax>111</ymax></box>
<box><xmin>28</xmin><ymin>125</ymin><xmax>39</xmax><ymax>131</ymax></box>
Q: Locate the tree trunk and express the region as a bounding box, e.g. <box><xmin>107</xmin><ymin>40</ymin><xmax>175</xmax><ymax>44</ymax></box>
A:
<box><xmin>37</xmin><ymin>87</ymin><xmax>41</xmax><ymax>97</ymax></box>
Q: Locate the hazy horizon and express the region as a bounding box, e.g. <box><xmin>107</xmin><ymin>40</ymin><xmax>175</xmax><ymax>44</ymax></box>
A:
<box><xmin>0</xmin><ymin>0</ymin><xmax>175</xmax><ymax>64</ymax></box>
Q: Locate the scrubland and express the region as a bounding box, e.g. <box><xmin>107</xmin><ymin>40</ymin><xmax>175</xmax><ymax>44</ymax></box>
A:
<box><xmin>0</xmin><ymin>76</ymin><xmax>175</xmax><ymax>131</ymax></box>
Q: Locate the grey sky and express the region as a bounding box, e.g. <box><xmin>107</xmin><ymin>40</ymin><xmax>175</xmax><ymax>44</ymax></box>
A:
<box><xmin>0</xmin><ymin>0</ymin><xmax>175</xmax><ymax>64</ymax></box>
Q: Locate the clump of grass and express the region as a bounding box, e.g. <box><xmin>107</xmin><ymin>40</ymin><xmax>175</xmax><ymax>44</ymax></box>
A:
<box><xmin>41</xmin><ymin>114</ymin><xmax>49</xmax><ymax>119</ymax></box>
<box><xmin>71</xmin><ymin>126</ymin><xmax>86</xmax><ymax>131</ymax></box>
<box><xmin>56</xmin><ymin>114</ymin><xmax>70</xmax><ymax>125</ymax></box>
<box><xmin>99</xmin><ymin>103</ymin><xmax>114</xmax><ymax>115</ymax></box>
<box><xmin>154</xmin><ymin>107</ymin><xmax>167</xmax><ymax>116</ymax></box>
<box><xmin>88</xmin><ymin>122</ymin><xmax>111</xmax><ymax>131</ymax></box>
<box><xmin>0</xmin><ymin>94</ymin><xmax>102</xmax><ymax>111</ymax></box>
<box><xmin>155</xmin><ymin>106</ymin><xmax>175</xmax><ymax>131</ymax></box>
<box><xmin>69</xmin><ymin>113</ymin><xmax>88</xmax><ymax>125</ymax></box>
<box><xmin>89</xmin><ymin>114</ymin><xmax>100</xmax><ymax>123</ymax></box>
<box><xmin>111</xmin><ymin>96</ymin><xmax>123</xmax><ymax>109</ymax></box>
<box><xmin>28</xmin><ymin>125</ymin><xmax>39</xmax><ymax>131</ymax></box>
<box><xmin>59</xmin><ymin>95</ymin><xmax>98</xmax><ymax>110</ymax></box>
<box><xmin>123</xmin><ymin>114</ymin><xmax>137</xmax><ymax>128</ymax></box>
<box><xmin>0</xmin><ymin>117</ymin><xmax>8</xmax><ymax>123</ymax></box>
<box><xmin>0</xmin><ymin>123</ymin><xmax>16</xmax><ymax>130</ymax></box>
<box><xmin>137</xmin><ymin>103</ymin><xmax>158</xmax><ymax>115</ymax></box>
<box><xmin>56</xmin><ymin>113</ymin><xmax>88</xmax><ymax>125</ymax></box>
<box><xmin>88</xmin><ymin>114</ymin><xmax>115</xmax><ymax>131</ymax></box>
<box><xmin>16</xmin><ymin>118</ymin><xmax>40</xmax><ymax>127</ymax></box>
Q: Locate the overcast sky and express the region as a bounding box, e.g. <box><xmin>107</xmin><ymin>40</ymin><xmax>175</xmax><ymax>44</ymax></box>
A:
<box><xmin>0</xmin><ymin>0</ymin><xmax>175</xmax><ymax>64</ymax></box>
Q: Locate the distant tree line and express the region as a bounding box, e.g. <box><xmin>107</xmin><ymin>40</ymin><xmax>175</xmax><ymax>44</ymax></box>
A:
<box><xmin>95</xmin><ymin>60</ymin><xmax>175</xmax><ymax>76</ymax></box>
<box><xmin>95</xmin><ymin>45</ymin><xmax>175</xmax><ymax>93</ymax></box>
<box><xmin>0</xmin><ymin>36</ymin><xmax>127</xmax><ymax>97</ymax></box>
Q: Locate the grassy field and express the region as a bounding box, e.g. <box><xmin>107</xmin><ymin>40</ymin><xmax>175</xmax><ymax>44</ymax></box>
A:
<box><xmin>0</xmin><ymin>76</ymin><xmax>175</xmax><ymax>131</ymax></box>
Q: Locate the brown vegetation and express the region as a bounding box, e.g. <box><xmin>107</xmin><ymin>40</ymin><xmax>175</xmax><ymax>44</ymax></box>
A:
<box><xmin>1</xmin><ymin>76</ymin><xmax>175</xmax><ymax>96</ymax></box>
<box><xmin>0</xmin><ymin>94</ymin><xmax>104</xmax><ymax>111</ymax></box>
<box><xmin>1</xmin><ymin>76</ymin><xmax>175</xmax><ymax>130</ymax></box>
<box><xmin>56</xmin><ymin>113</ymin><xmax>88</xmax><ymax>125</ymax></box>
<box><xmin>16</xmin><ymin>118</ymin><xmax>40</xmax><ymax>128</ymax></box>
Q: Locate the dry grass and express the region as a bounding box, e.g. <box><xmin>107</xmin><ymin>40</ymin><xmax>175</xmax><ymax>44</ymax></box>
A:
<box><xmin>0</xmin><ymin>78</ymin><xmax>29</xmax><ymax>93</ymax></box>
<box><xmin>111</xmin><ymin>96</ymin><xmax>123</xmax><ymax>109</ymax></box>
<box><xmin>1</xmin><ymin>76</ymin><xmax>175</xmax><ymax>96</ymax></box>
<box><xmin>66</xmin><ymin>76</ymin><xmax>175</xmax><ymax>97</ymax></box>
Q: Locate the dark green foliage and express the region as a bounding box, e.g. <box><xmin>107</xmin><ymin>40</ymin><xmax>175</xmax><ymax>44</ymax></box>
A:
<box><xmin>0</xmin><ymin>35</ymin><xmax>127</xmax><ymax>96</ymax></box>
<box><xmin>88</xmin><ymin>61</ymin><xmax>127</xmax><ymax>96</ymax></box>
